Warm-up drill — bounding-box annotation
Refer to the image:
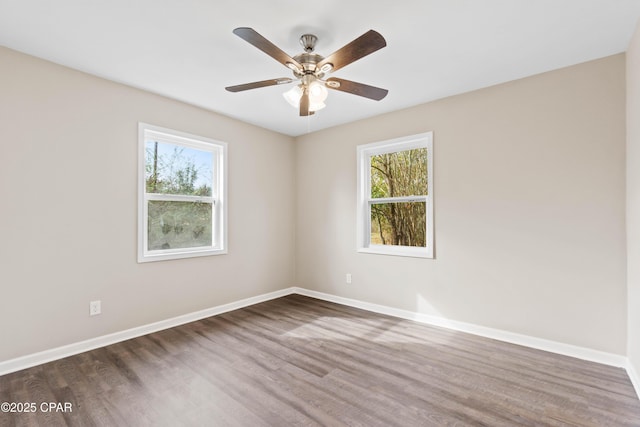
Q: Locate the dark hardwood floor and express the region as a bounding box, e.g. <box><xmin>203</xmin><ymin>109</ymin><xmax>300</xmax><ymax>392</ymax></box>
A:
<box><xmin>1</xmin><ymin>294</ymin><xmax>639</xmax><ymax>426</ymax></box>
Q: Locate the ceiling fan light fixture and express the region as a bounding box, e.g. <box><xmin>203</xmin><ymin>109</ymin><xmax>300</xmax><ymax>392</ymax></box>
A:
<box><xmin>308</xmin><ymin>80</ymin><xmax>328</xmax><ymax>103</ymax></box>
<box><xmin>283</xmin><ymin>84</ymin><xmax>327</xmax><ymax>112</ymax></box>
<box><xmin>283</xmin><ymin>85</ymin><xmax>303</xmax><ymax>108</ymax></box>
<box><xmin>309</xmin><ymin>101</ymin><xmax>326</xmax><ymax>112</ymax></box>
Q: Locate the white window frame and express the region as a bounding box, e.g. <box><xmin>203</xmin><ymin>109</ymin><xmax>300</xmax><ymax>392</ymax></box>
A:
<box><xmin>356</xmin><ymin>132</ymin><xmax>434</xmax><ymax>258</ymax></box>
<box><xmin>138</xmin><ymin>123</ymin><xmax>227</xmax><ymax>263</ymax></box>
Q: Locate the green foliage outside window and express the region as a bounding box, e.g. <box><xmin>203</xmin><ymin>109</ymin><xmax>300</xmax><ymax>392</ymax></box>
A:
<box><xmin>145</xmin><ymin>141</ymin><xmax>214</xmax><ymax>250</ymax></box>
<box><xmin>370</xmin><ymin>148</ymin><xmax>428</xmax><ymax>247</ymax></box>
<box><xmin>145</xmin><ymin>142</ymin><xmax>212</xmax><ymax>196</ymax></box>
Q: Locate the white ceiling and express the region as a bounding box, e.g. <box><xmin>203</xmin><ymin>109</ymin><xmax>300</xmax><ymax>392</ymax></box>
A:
<box><xmin>1</xmin><ymin>0</ymin><xmax>640</xmax><ymax>136</ymax></box>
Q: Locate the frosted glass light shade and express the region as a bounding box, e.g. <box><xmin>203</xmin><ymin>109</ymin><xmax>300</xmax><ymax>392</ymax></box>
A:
<box><xmin>283</xmin><ymin>83</ymin><xmax>327</xmax><ymax>112</ymax></box>
<box><xmin>283</xmin><ymin>85</ymin><xmax>303</xmax><ymax>108</ymax></box>
<box><xmin>308</xmin><ymin>81</ymin><xmax>328</xmax><ymax>103</ymax></box>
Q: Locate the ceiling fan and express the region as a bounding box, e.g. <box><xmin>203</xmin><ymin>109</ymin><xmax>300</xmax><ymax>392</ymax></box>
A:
<box><xmin>225</xmin><ymin>27</ymin><xmax>388</xmax><ymax>117</ymax></box>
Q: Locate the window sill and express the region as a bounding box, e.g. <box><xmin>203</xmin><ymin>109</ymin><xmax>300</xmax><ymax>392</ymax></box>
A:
<box><xmin>358</xmin><ymin>245</ymin><xmax>433</xmax><ymax>259</ymax></box>
<box><xmin>138</xmin><ymin>247</ymin><xmax>227</xmax><ymax>263</ymax></box>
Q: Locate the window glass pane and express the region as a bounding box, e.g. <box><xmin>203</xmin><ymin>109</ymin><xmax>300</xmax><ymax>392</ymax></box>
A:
<box><xmin>145</xmin><ymin>140</ymin><xmax>213</xmax><ymax>196</ymax></box>
<box><xmin>370</xmin><ymin>148</ymin><xmax>427</xmax><ymax>198</ymax></box>
<box><xmin>370</xmin><ymin>201</ymin><xmax>426</xmax><ymax>247</ymax></box>
<box><xmin>148</xmin><ymin>201</ymin><xmax>212</xmax><ymax>250</ymax></box>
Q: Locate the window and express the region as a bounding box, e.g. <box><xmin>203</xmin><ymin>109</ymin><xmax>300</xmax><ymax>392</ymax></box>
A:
<box><xmin>138</xmin><ymin>123</ymin><xmax>227</xmax><ymax>262</ymax></box>
<box><xmin>357</xmin><ymin>132</ymin><xmax>433</xmax><ymax>258</ymax></box>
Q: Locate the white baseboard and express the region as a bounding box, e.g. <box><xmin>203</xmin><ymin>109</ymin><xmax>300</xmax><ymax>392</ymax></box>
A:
<box><xmin>0</xmin><ymin>286</ymin><xmax>631</xmax><ymax>379</ymax></box>
<box><xmin>292</xmin><ymin>287</ymin><xmax>629</xmax><ymax>368</ymax></box>
<box><xmin>627</xmin><ymin>360</ymin><xmax>640</xmax><ymax>399</ymax></box>
<box><xmin>0</xmin><ymin>288</ymin><xmax>294</xmax><ymax>376</ymax></box>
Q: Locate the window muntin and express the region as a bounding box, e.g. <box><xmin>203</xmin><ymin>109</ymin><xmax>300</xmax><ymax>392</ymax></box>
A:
<box><xmin>357</xmin><ymin>132</ymin><xmax>433</xmax><ymax>258</ymax></box>
<box><xmin>138</xmin><ymin>123</ymin><xmax>227</xmax><ymax>262</ymax></box>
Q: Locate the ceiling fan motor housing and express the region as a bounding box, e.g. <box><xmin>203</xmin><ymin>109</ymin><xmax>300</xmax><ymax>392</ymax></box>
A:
<box><xmin>293</xmin><ymin>34</ymin><xmax>334</xmax><ymax>79</ymax></box>
<box><xmin>292</xmin><ymin>52</ymin><xmax>326</xmax><ymax>78</ymax></box>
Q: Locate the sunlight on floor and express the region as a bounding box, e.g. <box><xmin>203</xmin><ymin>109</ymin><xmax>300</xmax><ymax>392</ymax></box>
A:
<box><xmin>281</xmin><ymin>294</ymin><xmax>458</xmax><ymax>348</ymax></box>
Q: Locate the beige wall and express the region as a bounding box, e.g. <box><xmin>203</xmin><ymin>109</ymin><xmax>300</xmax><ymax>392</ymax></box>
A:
<box><xmin>628</xmin><ymin>20</ymin><xmax>640</xmax><ymax>373</ymax></box>
<box><xmin>0</xmin><ymin>45</ymin><xmax>630</xmax><ymax>363</ymax></box>
<box><xmin>0</xmin><ymin>47</ymin><xmax>296</xmax><ymax>361</ymax></box>
<box><xmin>296</xmin><ymin>54</ymin><xmax>627</xmax><ymax>354</ymax></box>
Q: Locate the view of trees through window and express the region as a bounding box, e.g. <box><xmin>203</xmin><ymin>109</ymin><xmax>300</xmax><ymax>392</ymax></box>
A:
<box><xmin>145</xmin><ymin>141</ymin><xmax>214</xmax><ymax>251</ymax></box>
<box><xmin>146</xmin><ymin>141</ymin><xmax>212</xmax><ymax>196</ymax></box>
<box><xmin>370</xmin><ymin>148</ymin><xmax>428</xmax><ymax>247</ymax></box>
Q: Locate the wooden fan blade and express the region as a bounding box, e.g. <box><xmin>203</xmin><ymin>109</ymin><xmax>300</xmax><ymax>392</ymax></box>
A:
<box><xmin>316</xmin><ymin>30</ymin><xmax>386</xmax><ymax>73</ymax></box>
<box><xmin>233</xmin><ymin>27</ymin><xmax>303</xmax><ymax>72</ymax></box>
<box><xmin>300</xmin><ymin>89</ymin><xmax>311</xmax><ymax>116</ymax></box>
<box><xmin>225</xmin><ymin>78</ymin><xmax>294</xmax><ymax>92</ymax></box>
<box><xmin>325</xmin><ymin>77</ymin><xmax>388</xmax><ymax>101</ymax></box>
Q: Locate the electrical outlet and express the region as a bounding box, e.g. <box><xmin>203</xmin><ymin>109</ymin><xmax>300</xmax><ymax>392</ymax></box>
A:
<box><xmin>346</xmin><ymin>273</ymin><xmax>352</xmax><ymax>284</ymax></box>
<box><xmin>89</xmin><ymin>300</ymin><xmax>101</xmax><ymax>316</ymax></box>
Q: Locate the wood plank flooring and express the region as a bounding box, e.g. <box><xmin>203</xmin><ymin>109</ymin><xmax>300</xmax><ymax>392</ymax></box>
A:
<box><xmin>1</xmin><ymin>294</ymin><xmax>639</xmax><ymax>426</ymax></box>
